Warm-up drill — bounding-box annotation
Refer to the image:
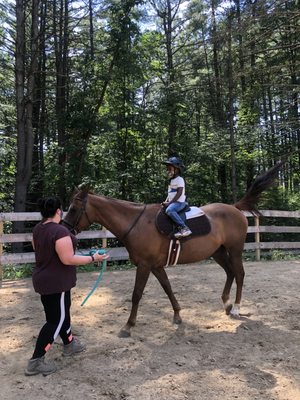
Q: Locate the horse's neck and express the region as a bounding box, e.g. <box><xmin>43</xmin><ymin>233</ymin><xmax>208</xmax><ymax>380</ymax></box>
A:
<box><xmin>89</xmin><ymin>194</ymin><xmax>142</xmax><ymax>239</ymax></box>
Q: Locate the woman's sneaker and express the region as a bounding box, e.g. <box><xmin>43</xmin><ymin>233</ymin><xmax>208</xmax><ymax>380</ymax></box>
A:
<box><xmin>25</xmin><ymin>356</ymin><xmax>56</xmax><ymax>376</ymax></box>
<box><xmin>63</xmin><ymin>338</ymin><xmax>86</xmax><ymax>357</ymax></box>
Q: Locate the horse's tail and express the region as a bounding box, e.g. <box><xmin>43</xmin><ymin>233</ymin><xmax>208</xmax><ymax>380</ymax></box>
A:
<box><xmin>234</xmin><ymin>161</ymin><xmax>283</xmax><ymax>215</ymax></box>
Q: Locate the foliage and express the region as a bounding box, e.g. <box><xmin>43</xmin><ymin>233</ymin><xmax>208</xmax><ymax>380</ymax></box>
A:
<box><xmin>243</xmin><ymin>250</ymin><xmax>300</xmax><ymax>262</ymax></box>
<box><xmin>3</xmin><ymin>264</ymin><xmax>34</xmax><ymax>279</ymax></box>
<box><xmin>0</xmin><ymin>0</ymin><xmax>299</xmax><ymax>211</ymax></box>
<box><xmin>0</xmin><ymin>5</ymin><xmax>16</xmax><ymax>212</ymax></box>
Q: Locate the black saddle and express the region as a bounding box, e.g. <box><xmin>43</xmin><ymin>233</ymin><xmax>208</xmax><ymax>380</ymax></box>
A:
<box><xmin>156</xmin><ymin>207</ymin><xmax>211</xmax><ymax>239</ymax></box>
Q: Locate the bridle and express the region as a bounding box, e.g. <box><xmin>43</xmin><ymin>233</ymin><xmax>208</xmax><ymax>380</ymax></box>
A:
<box><xmin>63</xmin><ymin>193</ymin><xmax>147</xmax><ymax>240</ymax></box>
<box><xmin>62</xmin><ymin>195</ymin><xmax>93</xmax><ymax>234</ymax></box>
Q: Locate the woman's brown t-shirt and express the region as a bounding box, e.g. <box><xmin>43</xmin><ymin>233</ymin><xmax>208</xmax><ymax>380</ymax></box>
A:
<box><xmin>32</xmin><ymin>222</ymin><xmax>78</xmax><ymax>295</ymax></box>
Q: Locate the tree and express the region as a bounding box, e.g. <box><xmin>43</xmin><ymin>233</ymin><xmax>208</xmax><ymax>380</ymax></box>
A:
<box><xmin>149</xmin><ymin>0</ymin><xmax>189</xmax><ymax>152</ymax></box>
<box><xmin>13</xmin><ymin>0</ymin><xmax>40</xmax><ymax>242</ymax></box>
<box><xmin>1</xmin><ymin>0</ymin><xmax>299</xmax><ymax>219</ymax></box>
<box><xmin>0</xmin><ymin>2</ymin><xmax>16</xmax><ymax>212</ymax></box>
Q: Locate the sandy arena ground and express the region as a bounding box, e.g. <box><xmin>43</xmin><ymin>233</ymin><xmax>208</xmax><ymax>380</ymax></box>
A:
<box><xmin>0</xmin><ymin>260</ymin><xmax>300</xmax><ymax>400</ymax></box>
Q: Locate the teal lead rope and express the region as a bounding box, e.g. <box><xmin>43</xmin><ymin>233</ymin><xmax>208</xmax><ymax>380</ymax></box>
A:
<box><xmin>81</xmin><ymin>249</ymin><xmax>107</xmax><ymax>306</ymax></box>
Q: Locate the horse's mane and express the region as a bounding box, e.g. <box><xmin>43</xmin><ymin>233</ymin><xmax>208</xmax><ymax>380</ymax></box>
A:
<box><xmin>89</xmin><ymin>191</ymin><xmax>144</xmax><ymax>208</ymax></box>
<box><xmin>234</xmin><ymin>161</ymin><xmax>283</xmax><ymax>215</ymax></box>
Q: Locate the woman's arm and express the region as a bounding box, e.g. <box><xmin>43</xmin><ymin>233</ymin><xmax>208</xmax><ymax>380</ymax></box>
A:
<box><xmin>55</xmin><ymin>236</ymin><xmax>109</xmax><ymax>266</ymax></box>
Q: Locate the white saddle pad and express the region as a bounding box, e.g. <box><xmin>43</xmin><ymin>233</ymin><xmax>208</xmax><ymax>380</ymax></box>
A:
<box><xmin>186</xmin><ymin>206</ymin><xmax>205</xmax><ymax>220</ymax></box>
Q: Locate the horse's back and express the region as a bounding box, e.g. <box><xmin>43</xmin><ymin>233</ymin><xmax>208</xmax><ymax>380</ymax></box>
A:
<box><xmin>202</xmin><ymin>202</ymin><xmax>247</xmax><ymax>221</ymax></box>
<box><xmin>129</xmin><ymin>202</ymin><xmax>248</xmax><ymax>265</ymax></box>
<box><xmin>202</xmin><ymin>203</ymin><xmax>248</xmax><ymax>248</ymax></box>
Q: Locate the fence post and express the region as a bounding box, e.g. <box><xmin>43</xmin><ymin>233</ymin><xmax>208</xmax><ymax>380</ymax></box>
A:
<box><xmin>102</xmin><ymin>227</ymin><xmax>107</xmax><ymax>249</ymax></box>
<box><xmin>255</xmin><ymin>215</ymin><xmax>260</xmax><ymax>261</ymax></box>
<box><xmin>0</xmin><ymin>220</ymin><xmax>3</xmax><ymax>287</ymax></box>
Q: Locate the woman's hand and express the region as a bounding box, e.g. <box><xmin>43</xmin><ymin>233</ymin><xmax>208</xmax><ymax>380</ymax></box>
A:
<box><xmin>56</xmin><ymin>236</ymin><xmax>110</xmax><ymax>266</ymax></box>
<box><xmin>93</xmin><ymin>252</ymin><xmax>110</xmax><ymax>263</ymax></box>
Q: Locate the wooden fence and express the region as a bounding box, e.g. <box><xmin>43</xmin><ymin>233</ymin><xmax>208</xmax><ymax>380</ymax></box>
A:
<box><xmin>1</xmin><ymin>210</ymin><xmax>300</xmax><ymax>285</ymax></box>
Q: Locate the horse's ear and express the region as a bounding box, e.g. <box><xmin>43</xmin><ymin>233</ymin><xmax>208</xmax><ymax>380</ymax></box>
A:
<box><xmin>78</xmin><ymin>183</ymin><xmax>89</xmax><ymax>191</ymax></box>
<box><xmin>69</xmin><ymin>187</ymin><xmax>79</xmax><ymax>200</ymax></box>
<box><xmin>78</xmin><ymin>183</ymin><xmax>91</xmax><ymax>198</ymax></box>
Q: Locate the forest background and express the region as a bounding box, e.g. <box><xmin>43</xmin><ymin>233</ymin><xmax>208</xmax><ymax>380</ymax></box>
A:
<box><xmin>0</xmin><ymin>0</ymin><xmax>300</xmax><ymax>234</ymax></box>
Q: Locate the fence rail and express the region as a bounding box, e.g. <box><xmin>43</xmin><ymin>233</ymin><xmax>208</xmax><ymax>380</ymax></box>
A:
<box><xmin>1</xmin><ymin>210</ymin><xmax>300</xmax><ymax>285</ymax></box>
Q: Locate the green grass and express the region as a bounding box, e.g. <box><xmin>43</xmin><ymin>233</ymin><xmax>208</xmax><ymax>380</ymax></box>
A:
<box><xmin>243</xmin><ymin>250</ymin><xmax>300</xmax><ymax>261</ymax></box>
<box><xmin>2</xmin><ymin>261</ymin><xmax>135</xmax><ymax>280</ymax></box>
<box><xmin>3</xmin><ymin>263</ymin><xmax>34</xmax><ymax>279</ymax></box>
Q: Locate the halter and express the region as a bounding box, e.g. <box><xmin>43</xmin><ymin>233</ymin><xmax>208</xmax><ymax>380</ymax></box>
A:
<box><xmin>62</xmin><ymin>195</ymin><xmax>93</xmax><ymax>234</ymax></box>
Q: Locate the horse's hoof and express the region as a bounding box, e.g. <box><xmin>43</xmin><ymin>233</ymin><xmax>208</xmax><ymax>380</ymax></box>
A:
<box><xmin>230</xmin><ymin>313</ymin><xmax>241</xmax><ymax>320</ymax></box>
<box><xmin>118</xmin><ymin>329</ymin><xmax>131</xmax><ymax>338</ymax></box>
<box><xmin>229</xmin><ymin>304</ymin><xmax>241</xmax><ymax>319</ymax></box>
<box><xmin>225</xmin><ymin>304</ymin><xmax>233</xmax><ymax>315</ymax></box>
<box><xmin>173</xmin><ymin>316</ymin><xmax>182</xmax><ymax>325</ymax></box>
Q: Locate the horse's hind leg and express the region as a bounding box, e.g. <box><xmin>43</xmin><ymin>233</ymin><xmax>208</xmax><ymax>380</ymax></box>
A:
<box><xmin>228</xmin><ymin>248</ymin><xmax>245</xmax><ymax>317</ymax></box>
<box><xmin>212</xmin><ymin>246</ymin><xmax>235</xmax><ymax>315</ymax></box>
<box><xmin>119</xmin><ymin>265</ymin><xmax>151</xmax><ymax>338</ymax></box>
<box><xmin>151</xmin><ymin>267</ymin><xmax>182</xmax><ymax>324</ymax></box>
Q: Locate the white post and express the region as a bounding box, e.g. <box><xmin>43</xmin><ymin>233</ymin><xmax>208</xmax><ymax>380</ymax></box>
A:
<box><xmin>255</xmin><ymin>215</ymin><xmax>260</xmax><ymax>261</ymax></box>
<box><xmin>102</xmin><ymin>227</ymin><xmax>107</xmax><ymax>249</ymax></box>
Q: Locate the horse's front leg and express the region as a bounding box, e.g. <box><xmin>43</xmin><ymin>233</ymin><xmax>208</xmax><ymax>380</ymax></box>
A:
<box><xmin>119</xmin><ymin>265</ymin><xmax>150</xmax><ymax>338</ymax></box>
<box><xmin>151</xmin><ymin>267</ymin><xmax>182</xmax><ymax>324</ymax></box>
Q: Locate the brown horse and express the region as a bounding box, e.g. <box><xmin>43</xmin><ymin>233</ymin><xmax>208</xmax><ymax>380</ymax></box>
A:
<box><xmin>62</xmin><ymin>162</ymin><xmax>282</xmax><ymax>337</ymax></box>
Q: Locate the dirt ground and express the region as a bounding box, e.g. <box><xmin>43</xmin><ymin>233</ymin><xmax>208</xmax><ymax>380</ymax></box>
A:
<box><xmin>1</xmin><ymin>260</ymin><xmax>300</xmax><ymax>400</ymax></box>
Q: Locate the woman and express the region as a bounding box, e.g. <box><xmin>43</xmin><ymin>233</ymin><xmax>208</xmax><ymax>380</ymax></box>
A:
<box><xmin>25</xmin><ymin>197</ymin><xmax>109</xmax><ymax>376</ymax></box>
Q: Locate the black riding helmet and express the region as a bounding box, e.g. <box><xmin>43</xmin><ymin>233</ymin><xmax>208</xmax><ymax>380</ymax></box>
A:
<box><xmin>162</xmin><ymin>156</ymin><xmax>185</xmax><ymax>174</ymax></box>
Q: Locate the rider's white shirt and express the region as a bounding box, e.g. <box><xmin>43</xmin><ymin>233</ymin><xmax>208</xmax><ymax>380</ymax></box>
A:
<box><xmin>167</xmin><ymin>176</ymin><xmax>186</xmax><ymax>202</ymax></box>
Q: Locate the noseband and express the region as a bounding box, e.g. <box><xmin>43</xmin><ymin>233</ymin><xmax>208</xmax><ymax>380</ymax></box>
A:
<box><xmin>62</xmin><ymin>196</ymin><xmax>92</xmax><ymax>234</ymax></box>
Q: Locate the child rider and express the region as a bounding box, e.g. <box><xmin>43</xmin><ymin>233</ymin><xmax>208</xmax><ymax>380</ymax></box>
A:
<box><xmin>162</xmin><ymin>156</ymin><xmax>192</xmax><ymax>238</ymax></box>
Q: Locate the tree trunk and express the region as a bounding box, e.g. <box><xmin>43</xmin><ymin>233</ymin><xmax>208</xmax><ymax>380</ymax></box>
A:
<box><xmin>211</xmin><ymin>0</ymin><xmax>225</xmax><ymax>127</ymax></box>
<box><xmin>165</xmin><ymin>0</ymin><xmax>177</xmax><ymax>150</ymax></box>
<box><xmin>151</xmin><ymin>0</ymin><xmax>182</xmax><ymax>152</ymax></box>
<box><xmin>53</xmin><ymin>0</ymin><xmax>69</xmax><ymax>204</ymax></box>
<box><xmin>14</xmin><ymin>0</ymin><xmax>40</xmax><ymax>250</ymax></box>
<box><xmin>31</xmin><ymin>0</ymin><xmax>47</xmax><ymax>204</ymax></box>
<box><xmin>235</xmin><ymin>0</ymin><xmax>246</xmax><ymax>93</ymax></box>
<box><xmin>89</xmin><ymin>0</ymin><xmax>94</xmax><ymax>60</ymax></box>
<box><xmin>227</xmin><ymin>11</ymin><xmax>237</xmax><ymax>202</ymax></box>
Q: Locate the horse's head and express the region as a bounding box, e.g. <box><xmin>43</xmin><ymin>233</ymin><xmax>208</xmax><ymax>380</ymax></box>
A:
<box><xmin>62</xmin><ymin>185</ymin><xmax>93</xmax><ymax>234</ymax></box>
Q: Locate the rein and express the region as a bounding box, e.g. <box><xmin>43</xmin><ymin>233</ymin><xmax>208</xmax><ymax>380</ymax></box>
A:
<box><xmin>80</xmin><ymin>249</ymin><xmax>107</xmax><ymax>306</ymax></box>
<box><xmin>63</xmin><ymin>196</ymin><xmax>93</xmax><ymax>234</ymax></box>
<box><xmin>119</xmin><ymin>204</ymin><xmax>147</xmax><ymax>242</ymax></box>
